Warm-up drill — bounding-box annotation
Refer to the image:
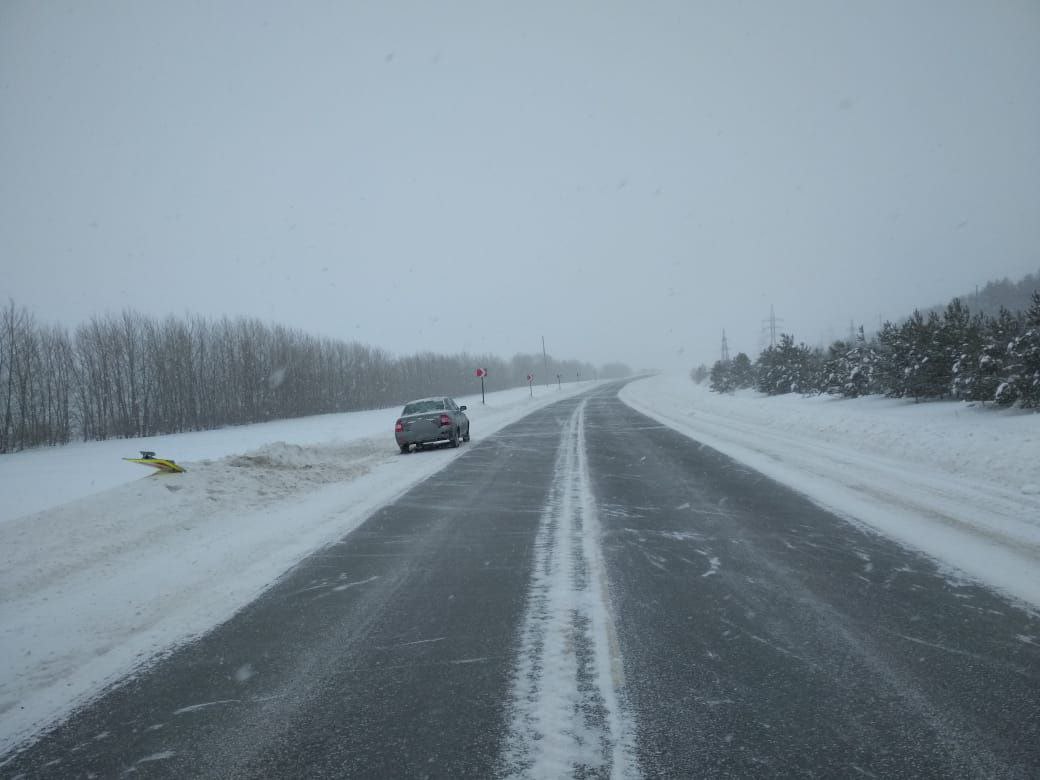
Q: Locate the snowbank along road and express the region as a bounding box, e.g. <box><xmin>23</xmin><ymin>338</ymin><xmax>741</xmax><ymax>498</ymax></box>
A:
<box><xmin>2</xmin><ymin>380</ymin><xmax>1039</xmax><ymax>777</ymax></box>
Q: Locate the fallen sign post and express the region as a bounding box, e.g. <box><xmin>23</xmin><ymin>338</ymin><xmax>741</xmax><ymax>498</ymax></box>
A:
<box><xmin>123</xmin><ymin>451</ymin><xmax>186</xmax><ymax>473</ymax></box>
<box><xmin>475</xmin><ymin>367</ymin><xmax>488</xmax><ymax>404</ymax></box>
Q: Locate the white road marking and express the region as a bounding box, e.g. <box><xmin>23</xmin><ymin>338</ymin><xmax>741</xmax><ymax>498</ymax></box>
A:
<box><xmin>172</xmin><ymin>699</ymin><xmax>239</xmax><ymax>716</ymax></box>
<box><xmin>503</xmin><ymin>400</ymin><xmax>638</xmax><ymax>778</ymax></box>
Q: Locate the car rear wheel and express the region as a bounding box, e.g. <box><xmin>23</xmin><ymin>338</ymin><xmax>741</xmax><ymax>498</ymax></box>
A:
<box><xmin>462</xmin><ymin>425</ymin><xmax>470</xmax><ymax>442</ymax></box>
<box><xmin>449</xmin><ymin>427</ymin><xmax>460</xmax><ymax>448</ymax></box>
<box><xmin>399</xmin><ymin>443</ymin><xmax>410</xmax><ymax>454</ymax></box>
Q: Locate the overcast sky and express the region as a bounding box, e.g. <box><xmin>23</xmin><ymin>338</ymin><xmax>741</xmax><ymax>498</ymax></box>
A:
<box><xmin>2</xmin><ymin>1</ymin><xmax>1038</xmax><ymax>371</ymax></box>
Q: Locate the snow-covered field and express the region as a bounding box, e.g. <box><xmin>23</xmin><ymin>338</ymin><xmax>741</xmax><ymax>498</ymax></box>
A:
<box><xmin>620</xmin><ymin>373</ymin><xmax>1040</xmax><ymax>611</ymax></box>
<box><xmin>0</xmin><ymin>382</ymin><xmax>596</xmax><ymax>753</ymax></box>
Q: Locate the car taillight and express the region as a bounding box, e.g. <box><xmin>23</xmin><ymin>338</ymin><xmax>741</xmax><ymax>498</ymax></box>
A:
<box><xmin>395</xmin><ymin>420</ymin><xmax>404</xmax><ymax>433</ymax></box>
<box><xmin>439</xmin><ymin>414</ymin><xmax>452</xmax><ymax>426</ymax></box>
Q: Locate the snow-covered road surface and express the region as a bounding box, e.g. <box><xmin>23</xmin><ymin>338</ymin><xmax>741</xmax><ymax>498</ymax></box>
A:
<box><xmin>620</xmin><ymin>373</ymin><xmax>1040</xmax><ymax>610</ymax></box>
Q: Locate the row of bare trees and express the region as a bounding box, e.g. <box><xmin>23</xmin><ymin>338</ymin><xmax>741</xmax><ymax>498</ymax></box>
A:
<box><xmin>0</xmin><ymin>302</ymin><xmax>606</xmax><ymax>453</ymax></box>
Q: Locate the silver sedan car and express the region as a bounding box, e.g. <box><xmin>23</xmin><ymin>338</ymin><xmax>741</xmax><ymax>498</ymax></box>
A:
<box><xmin>394</xmin><ymin>396</ymin><xmax>470</xmax><ymax>453</ymax></box>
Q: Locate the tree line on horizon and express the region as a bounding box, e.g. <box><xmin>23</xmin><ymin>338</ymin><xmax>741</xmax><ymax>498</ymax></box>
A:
<box><xmin>923</xmin><ymin>270</ymin><xmax>1040</xmax><ymax>321</ymax></box>
<box><xmin>0</xmin><ymin>303</ymin><xmax>630</xmax><ymax>453</ymax></box>
<box><xmin>695</xmin><ymin>291</ymin><xmax>1040</xmax><ymax>409</ymax></box>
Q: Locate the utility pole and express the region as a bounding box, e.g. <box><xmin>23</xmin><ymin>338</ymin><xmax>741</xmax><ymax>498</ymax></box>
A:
<box><xmin>721</xmin><ymin>329</ymin><xmax>730</xmax><ymax>363</ymax></box>
<box><xmin>542</xmin><ymin>336</ymin><xmax>549</xmax><ymax>388</ymax></box>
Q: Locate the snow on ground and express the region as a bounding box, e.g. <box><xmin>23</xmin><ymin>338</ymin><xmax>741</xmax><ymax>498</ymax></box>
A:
<box><xmin>0</xmin><ymin>381</ymin><xmax>596</xmax><ymax>754</ymax></box>
<box><xmin>2</xmin><ymin>407</ymin><xmax>413</xmax><ymax>525</ymax></box>
<box><xmin>620</xmin><ymin>373</ymin><xmax>1040</xmax><ymax>611</ymax></box>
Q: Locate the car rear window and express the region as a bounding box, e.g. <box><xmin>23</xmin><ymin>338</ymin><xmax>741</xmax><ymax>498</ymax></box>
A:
<box><xmin>403</xmin><ymin>400</ymin><xmax>444</xmax><ymax>415</ymax></box>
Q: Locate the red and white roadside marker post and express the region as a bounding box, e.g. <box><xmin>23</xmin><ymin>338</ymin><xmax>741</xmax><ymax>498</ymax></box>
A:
<box><xmin>475</xmin><ymin>367</ymin><xmax>488</xmax><ymax>404</ymax></box>
<box><xmin>527</xmin><ymin>373</ymin><xmax>534</xmax><ymax>397</ymax></box>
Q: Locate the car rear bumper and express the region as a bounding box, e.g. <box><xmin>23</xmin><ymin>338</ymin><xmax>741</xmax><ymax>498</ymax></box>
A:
<box><xmin>396</xmin><ymin>426</ymin><xmax>453</xmax><ymax>446</ymax></box>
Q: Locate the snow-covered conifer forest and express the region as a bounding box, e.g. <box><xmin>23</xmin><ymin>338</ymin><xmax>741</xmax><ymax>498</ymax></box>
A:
<box><xmin>701</xmin><ymin>281</ymin><xmax>1040</xmax><ymax>408</ymax></box>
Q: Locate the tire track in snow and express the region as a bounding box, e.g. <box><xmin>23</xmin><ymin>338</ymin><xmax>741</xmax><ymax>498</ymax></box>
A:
<box><xmin>503</xmin><ymin>400</ymin><xmax>638</xmax><ymax>779</ymax></box>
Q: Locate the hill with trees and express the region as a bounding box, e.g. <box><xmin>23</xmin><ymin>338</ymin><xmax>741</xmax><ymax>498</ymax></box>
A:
<box><xmin>925</xmin><ymin>270</ymin><xmax>1040</xmax><ymax>320</ymax></box>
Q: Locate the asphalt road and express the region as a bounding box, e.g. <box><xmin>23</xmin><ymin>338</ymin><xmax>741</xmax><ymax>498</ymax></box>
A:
<box><xmin>4</xmin><ymin>382</ymin><xmax>1039</xmax><ymax>778</ymax></box>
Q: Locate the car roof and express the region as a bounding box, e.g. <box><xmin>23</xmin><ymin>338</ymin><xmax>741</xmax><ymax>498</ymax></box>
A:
<box><xmin>406</xmin><ymin>396</ymin><xmax>449</xmax><ymax>404</ymax></box>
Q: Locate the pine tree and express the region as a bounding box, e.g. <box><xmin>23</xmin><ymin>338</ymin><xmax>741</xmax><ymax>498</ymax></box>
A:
<box><xmin>821</xmin><ymin>328</ymin><xmax>880</xmax><ymax>398</ymax></box>
<box><xmin>890</xmin><ymin>310</ymin><xmax>950</xmax><ymax>400</ymax></box>
<box><xmin>950</xmin><ymin>310</ymin><xmax>987</xmax><ymax>401</ymax></box>
<box><xmin>875</xmin><ymin>320</ymin><xmax>908</xmax><ymax>397</ymax></box>
<box><xmin>938</xmin><ymin>299</ymin><xmax>974</xmax><ymax>399</ymax></box>
<box><xmin>821</xmin><ymin>340</ymin><xmax>850</xmax><ymax>396</ymax></box>
<box><xmin>1002</xmin><ymin>291</ymin><xmax>1040</xmax><ymax>407</ymax></box>
<box><xmin>730</xmin><ymin>352</ymin><xmax>755</xmax><ymax>389</ymax></box>
<box><xmin>957</xmin><ymin>308</ymin><xmax>1017</xmax><ymax>403</ymax></box>
<box><xmin>879</xmin><ymin>313</ymin><xmax>930</xmax><ymax>399</ymax></box>
<box><xmin>709</xmin><ymin>359</ymin><xmax>734</xmax><ymax>393</ymax></box>
<box><xmin>849</xmin><ymin>328</ymin><xmax>883</xmax><ymax>396</ymax></box>
<box><xmin>911</xmin><ymin>311</ymin><xmax>948</xmax><ymax>399</ymax></box>
<box><xmin>755</xmin><ymin>334</ymin><xmax>817</xmax><ymax>395</ymax></box>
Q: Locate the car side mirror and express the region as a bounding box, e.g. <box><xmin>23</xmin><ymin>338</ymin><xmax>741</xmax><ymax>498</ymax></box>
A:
<box><xmin>459</xmin><ymin>405</ymin><xmax>467</xmax><ymax>411</ymax></box>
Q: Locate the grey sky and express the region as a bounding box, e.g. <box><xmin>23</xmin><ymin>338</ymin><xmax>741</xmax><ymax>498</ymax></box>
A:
<box><xmin>2</xmin><ymin>1</ymin><xmax>1038</xmax><ymax>371</ymax></box>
